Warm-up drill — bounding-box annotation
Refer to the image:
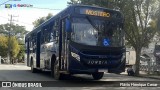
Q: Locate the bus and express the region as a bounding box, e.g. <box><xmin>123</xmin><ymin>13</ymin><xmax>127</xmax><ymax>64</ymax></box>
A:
<box><xmin>25</xmin><ymin>5</ymin><xmax>125</xmax><ymax>80</ymax></box>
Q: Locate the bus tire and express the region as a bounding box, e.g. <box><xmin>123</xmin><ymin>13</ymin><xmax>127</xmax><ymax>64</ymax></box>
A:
<box><xmin>51</xmin><ymin>67</ymin><xmax>54</xmax><ymax>78</ymax></box>
<box><xmin>92</xmin><ymin>72</ymin><xmax>104</xmax><ymax>80</ymax></box>
<box><xmin>31</xmin><ymin>60</ymin><xmax>37</xmax><ymax>73</ymax></box>
<box><xmin>51</xmin><ymin>55</ymin><xmax>56</xmax><ymax>78</ymax></box>
<box><xmin>54</xmin><ymin>60</ymin><xmax>63</xmax><ymax>80</ymax></box>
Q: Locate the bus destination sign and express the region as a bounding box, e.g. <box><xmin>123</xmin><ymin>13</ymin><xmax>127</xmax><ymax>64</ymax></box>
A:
<box><xmin>79</xmin><ymin>8</ymin><xmax>110</xmax><ymax>17</ymax></box>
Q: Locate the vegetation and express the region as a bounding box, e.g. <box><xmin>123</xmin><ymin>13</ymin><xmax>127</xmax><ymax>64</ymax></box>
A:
<box><xmin>0</xmin><ymin>13</ymin><xmax>52</xmax><ymax>64</ymax></box>
<box><xmin>32</xmin><ymin>13</ymin><xmax>53</xmax><ymax>28</ymax></box>
<box><xmin>68</xmin><ymin>0</ymin><xmax>160</xmax><ymax>75</ymax></box>
<box><xmin>0</xmin><ymin>23</ymin><xmax>28</xmax><ymax>63</ymax></box>
<box><xmin>0</xmin><ymin>36</ymin><xmax>20</xmax><ymax>63</ymax></box>
<box><xmin>0</xmin><ymin>36</ymin><xmax>8</xmax><ymax>57</ymax></box>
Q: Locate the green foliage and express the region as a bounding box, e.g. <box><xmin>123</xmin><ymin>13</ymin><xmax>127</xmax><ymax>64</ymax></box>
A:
<box><xmin>0</xmin><ymin>36</ymin><xmax>20</xmax><ymax>59</ymax></box>
<box><xmin>0</xmin><ymin>23</ymin><xmax>27</xmax><ymax>62</ymax></box>
<box><xmin>10</xmin><ymin>36</ymin><xmax>20</xmax><ymax>58</ymax></box>
<box><xmin>121</xmin><ymin>0</ymin><xmax>158</xmax><ymax>48</ymax></box>
<box><xmin>0</xmin><ymin>36</ymin><xmax>8</xmax><ymax>57</ymax></box>
<box><xmin>0</xmin><ymin>23</ymin><xmax>28</xmax><ymax>40</ymax></box>
<box><xmin>17</xmin><ymin>45</ymin><xmax>25</xmax><ymax>61</ymax></box>
<box><xmin>68</xmin><ymin>0</ymin><xmax>117</xmax><ymax>8</ymax></box>
<box><xmin>32</xmin><ymin>13</ymin><xmax>53</xmax><ymax>28</ymax></box>
<box><xmin>154</xmin><ymin>0</ymin><xmax>160</xmax><ymax>34</ymax></box>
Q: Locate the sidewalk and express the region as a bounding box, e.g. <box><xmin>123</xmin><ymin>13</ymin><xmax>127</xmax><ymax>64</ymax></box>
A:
<box><xmin>138</xmin><ymin>74</ymin><xmax>160</xmax><ymax>80</ymax></box>
<box><xmin>121</xmin><ymin>71</ymin><xmax>160</xmax><ymax>80</ymax></box>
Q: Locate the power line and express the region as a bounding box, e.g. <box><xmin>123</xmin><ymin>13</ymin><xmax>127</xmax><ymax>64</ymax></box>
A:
<box><xmin>28</xmin><ymin>6</ymin><xmax>62</xmax><ymax>11</ymax></box>
<box><xmin>0</xmin><ymin>16</ymin><xmax>8</xmax><ymax>19</ymax></box>
<box><xmin>0</xmin><ymin>0</ymin><xmax>22</xmax><ymax>6</ymax></box>
<box><xmin>15</xmin><ymin>20</ymin><xmax>33</xmax><ymax>25</ymax></box>
<box><xmin>0</xmin><ymin>15</ymin><xmax>33</xmax><ymax>25</ymax></box>
<box><xmin>0</xmin><ymin>0</ymin><xmax>10</xmax><ymax>6</ymax></box>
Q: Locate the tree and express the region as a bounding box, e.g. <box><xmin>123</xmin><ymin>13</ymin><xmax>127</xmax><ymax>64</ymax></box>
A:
<box><xmin>32</xmin><ymin>13</ymin><xmax>53</xmax><ymax>28</ymax></box>
<box><xmin>0</xmin><ymin>36</ymin><xmax>8</xmax><ymax>57</ymax></box>
<box><xmin>0</xmin><ymin>23</ymin><xmax>27</xmax><ymax>63</ymax></box>
<box><xmin>0</xmin><ymin>23</ymin><xmax>28</xmax><ymax>41</ymax></box>
<box><xmin>154</xmin><ymin>0</ymin><xmax>160</xmax><ymax>32</ymax></box>
<box><xmin>0</xmin><ymin>36</ymin><xmax>20</xmax><ymax>63</ymax></box>
<box><xmin>68</xmin><ymin>0</ymin><xmax>118</xmax><ymax>8</ymax></box>
<box><xmin>120</xmin><ymin>0</ymin><xmax>158</xmax><ymax>75</ymax></box>
<box><xmin>10</xmin><ymin>36</ymin><xmax>20</xmax><ymax>59</ymax></box>
<box><xmin>17</xmin><ymin>45</ymin><xmax>25</xmax><ymax>62</ymax></box>
<box><xmin>68</xmin><ymin>0</ymin><xmax>159</xmax><ymax>75</ymax></box>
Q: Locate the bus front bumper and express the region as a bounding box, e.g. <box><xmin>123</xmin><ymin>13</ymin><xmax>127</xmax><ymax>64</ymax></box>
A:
<box><xmin>68</xmin><ymin>57</ymin><xmax>125</xmax><ymax>74</ymax></box>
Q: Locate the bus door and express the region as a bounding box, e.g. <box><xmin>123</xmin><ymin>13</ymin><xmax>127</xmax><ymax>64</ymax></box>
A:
<box><xmin>26</xmin><ymin>38</ymin><xmax>30</xmax><ymax>66</ymax></box>
<box><xmin>36</xmin><ymin>31</ymin><xmax>41</xmax><ymax>68</ymax></box>
<box><xmin>60</xmin><ymin>18</ymin><xmax>70</xmax><ymax>71</ymax></box>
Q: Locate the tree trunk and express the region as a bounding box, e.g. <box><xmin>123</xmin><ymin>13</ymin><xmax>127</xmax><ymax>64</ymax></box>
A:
<box><xmin>135</xmin><ymin>48</ymin><xmax>141</xmax><ymax>76</ymax></box>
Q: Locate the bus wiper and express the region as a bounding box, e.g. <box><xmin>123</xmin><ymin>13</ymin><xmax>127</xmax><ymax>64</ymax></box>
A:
<box><xmin>86</xmin><ymin>16</ymin><xmax>100</xmax><ymax>32</ymax></box>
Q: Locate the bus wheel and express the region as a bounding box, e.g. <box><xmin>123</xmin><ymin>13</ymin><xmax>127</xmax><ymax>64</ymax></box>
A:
<box><xmin>54</xmin><ymin>60</ymin><xmax>63</xmax><ymax>80</ymax></box>
<box><xmin>92</xmin><ymin>72</ymin><xmax>104</xmax><ymax>80</ymax></box>
<box><xmin>51</xmin><ymin>58</ymin><xmax>55</xmax><ymax>78</ymax></box>
<box><xmin>31</xmin><ymin>61</ymin><xmax>37</xmax><ymax>73</ymax></box>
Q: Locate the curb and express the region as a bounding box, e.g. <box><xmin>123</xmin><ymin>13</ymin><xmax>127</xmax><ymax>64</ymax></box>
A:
<box><xmin>121</xmin><ymin>73</ymin><xmax>160</xmax><ymax>80</ymax></box>
<box><xmin>137</xmin><ymin>75</ymin><xmax>160</xmax><ymax>80</ymax></box>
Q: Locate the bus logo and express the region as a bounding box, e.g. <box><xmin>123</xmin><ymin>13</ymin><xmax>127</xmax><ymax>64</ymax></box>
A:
<box><xmin>87</xmin><ymin>60</ymin><xmax>107</xmax><ymax>65</ymax></box>
<box><xmin>2</xmin><ymin>82</ymin><xmax>11</xmax><ymax>87</ymax></box>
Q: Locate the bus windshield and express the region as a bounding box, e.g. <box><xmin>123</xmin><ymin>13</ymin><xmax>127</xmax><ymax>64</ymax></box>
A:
<box><xmin>71</xmin><ymin>17</ymin><xmax>124</xmax><ymax>47</ymax></box>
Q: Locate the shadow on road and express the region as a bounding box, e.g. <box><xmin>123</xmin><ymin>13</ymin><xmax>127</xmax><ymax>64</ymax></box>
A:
<box><xmin>25</xmin><ymin>70</ymin><xmax>115</xmax><ymax>87</ymax></box>
<box><xmin>0</xmin><ymin>70</ymin><xmax>116</xmax><ymax>87</ymax></box>
<box><xmin>26</xmin><ymin>70</ymin><xmax>94</xmax><ymax>81</ymax></box>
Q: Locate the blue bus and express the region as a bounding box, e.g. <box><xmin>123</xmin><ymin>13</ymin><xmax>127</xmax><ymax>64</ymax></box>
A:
<box><xmin>25</xmin><ymin>5</ymin><xmax>126</xmax><ymax>80</ymax></box>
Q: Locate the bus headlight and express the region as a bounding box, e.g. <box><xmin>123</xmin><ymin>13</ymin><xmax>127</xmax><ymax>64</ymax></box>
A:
<box><xmin>71</xmin><ymin>52</ymin><xmax>80</xmax><ymax>61</ymax></box>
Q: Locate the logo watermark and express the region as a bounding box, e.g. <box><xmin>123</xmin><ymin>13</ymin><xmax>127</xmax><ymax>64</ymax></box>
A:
<box><xmin>1</xmin><ymin>82</ymin><xmax>42</xmax><ymax>87</ymax></box>
<box><xmin>2</xmin><ymin>82</ymin><xmax>11</xmax><ymax>87</ymax></box>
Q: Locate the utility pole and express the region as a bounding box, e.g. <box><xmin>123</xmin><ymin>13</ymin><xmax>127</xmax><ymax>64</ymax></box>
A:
<box><xmin>7</xmin><ymin>15</ymin><xmax>12</xmax><ymax>64</ymax></box>
<box><xmin>7</xmin><ymin>14</ymin><xmax>18</xmax><ymax>64</ymax></box>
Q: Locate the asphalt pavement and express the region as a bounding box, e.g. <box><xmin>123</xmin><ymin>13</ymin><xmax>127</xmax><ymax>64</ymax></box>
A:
<box><xmin>0</xmin><ymin>63</ymin><xmax>159</xmax><ymax>90</ymax></box>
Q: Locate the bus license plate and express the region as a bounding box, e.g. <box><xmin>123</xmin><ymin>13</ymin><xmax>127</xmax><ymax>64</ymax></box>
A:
<box><xmin>98</xmin><ymin>69</ymin><xmax>108</xmax><ymax>72</ymax></box>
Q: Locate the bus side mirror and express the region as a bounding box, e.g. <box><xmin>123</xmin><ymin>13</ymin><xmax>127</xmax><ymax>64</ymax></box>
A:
<box><xmin>65</xmin><ymin>19</ymin><xmax>72</xmax><ymax>32</ymax></box>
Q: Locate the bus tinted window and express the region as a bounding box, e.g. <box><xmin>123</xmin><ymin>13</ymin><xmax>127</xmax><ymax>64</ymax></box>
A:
<box><xmin>71</xmin><ymin>17</ymin><xmax>124</xmax><ymax>47</ymax></box>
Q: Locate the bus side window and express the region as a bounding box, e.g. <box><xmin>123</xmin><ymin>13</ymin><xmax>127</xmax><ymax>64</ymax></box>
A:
<box><xmin>53</xmin><ymin>20</ymin><xmax>59</xmax><ymax>43</ymax></box>
<box><xmin>50</xmin><ymin>32</ymin><xmax>54</xmax><ymax>42</ymax></box>
<box><xmin>53</xmin><ymin>30</ymin><xmax>58</xmax><ymax>43</ymax></box>
<box><xmin>45</xmin><ymin>32</ymin><xmax>49</xmax><ymax>43</ymax></box>
<box><xmin>53</xmin><ymin>30</ymin><xmax>56</xmax><ymax>40</ymax></box>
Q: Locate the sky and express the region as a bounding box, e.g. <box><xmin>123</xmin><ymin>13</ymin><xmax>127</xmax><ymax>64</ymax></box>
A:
<box><xmin>0</xmin><ymin>0</ymin><xmax>70</xmax><ymax>31</ymax></box>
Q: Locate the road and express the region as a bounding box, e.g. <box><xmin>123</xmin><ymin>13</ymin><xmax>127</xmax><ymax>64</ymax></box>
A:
<box><xmin>0</xmin><ymin>64</ymin><xmax>159</xmax><ymax>90</ymax></box>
